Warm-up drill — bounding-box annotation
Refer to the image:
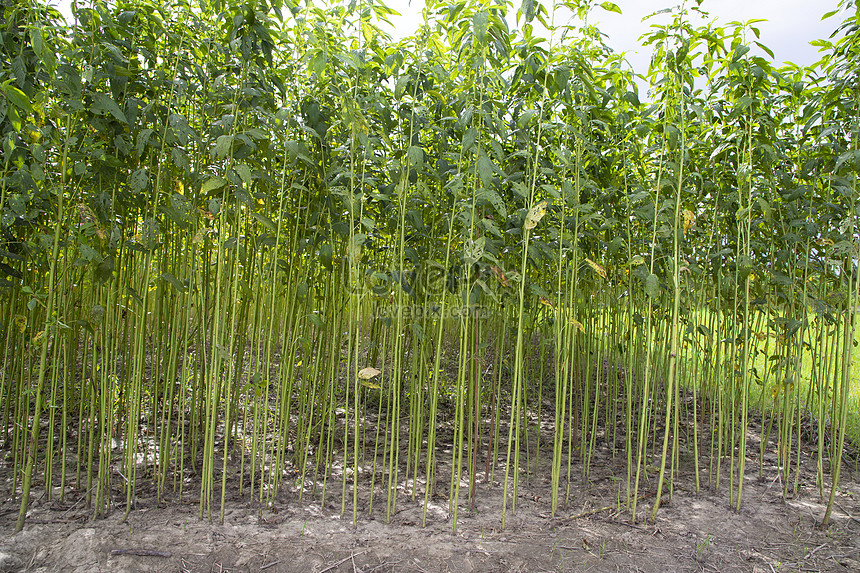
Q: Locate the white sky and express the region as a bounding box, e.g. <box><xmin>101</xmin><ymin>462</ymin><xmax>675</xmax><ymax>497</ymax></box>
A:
<box><xmin>53</xmin><ymin>0</ymin><xmax>842</xmax><ymax>74</ymax></box>
<box><xmin>382</xmin><ymin>0</ymin><xmax>841</xmax><ymax>74</ymax></box>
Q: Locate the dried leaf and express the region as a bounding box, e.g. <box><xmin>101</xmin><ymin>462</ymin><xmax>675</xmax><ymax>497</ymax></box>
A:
<box><xmin>491</xmin><ymin>266</ymin><xmax>510</xmax><ymax>287</ymax></box>
<box><xmin>585</xmin><ymin>258</ymin><xmax>607</xmax><ymax>280</ymax></box>
<box><xmin>524</xmin><ymin>200</ymin><xmax>547</xmax><ymax>230</ymax></box>
<box><xmin>358</xmin><ymin>367</ymin><xmax>381</xmax><ymax>380</ymax></box>
<box><xmin>683</xmin><ymin>208</ymin><xmax>695</xmax><ymax>234</ymax></box>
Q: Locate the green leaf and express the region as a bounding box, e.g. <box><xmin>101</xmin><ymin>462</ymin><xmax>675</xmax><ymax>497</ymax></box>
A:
<box><xmin>310</xmin><ymin>50</ymin><xmax>327</xmax><ymax>76</ymax></box>
<box><xmin>2</xmin><ymin>84</ymin><xmax>34</xmax><ymax>114</ymax></box>
<box><xmin>126</xmin><ymin>286</ymin><xmax>144</xmax><ymax>306</ymax></box>
<box><xmin>308</xmin><ymin>313</ymin><xmax>324</xmax><ymax>329</ymax></box>
<box><xmin>517</xmin><ymin>109</ymin><xmax>536</xmax><ymax>128</ymax></box>
<box><xmin>91</xmin><ymin>93</ymin><xmax>127</xmax><ymax>123</ymax></box>
<box><xmin>215</xmin><ymin>344</ymin><xmax>232</xmax><ymax>363</ymax></box>
<box><xmin>731</xmin><ymin>45</ymin><xmax>751</xmax><ymax>62</ymax></box>
<box><xmin>214</xmin><ymin>135</ymin><xmax>234</xmax><ymax>160</ymax></box>
<box><xmin>90</xmin><ymin>305</ymin><xmax>105</xmax><ymax>324</ymax></box>
<box><xmin>161</xmin><ymin>272</ymin><xmax>187</xmax><ymax>292</ymax></box>
<box><xmin>407</xmin><ymin>145</ymin><xmax>424</xmax><ymax>168</ymax></box>
<box><xmin>286</xmin><ymin>140</ymin><xmax>314</xmax><ymax>165</ymax></box>
<box><xmin>6</xmin><ymin>105</ymin><xmax>22</xmax><ymax>131</ymax></box>
<box><xmin>462</xmin><ymin>127</ymin><xmax>478</xmax><ymax>153</ymax></box>
<box><xmin>79</xmin><ymin>244</ymin><xmax>100</xmax><ymax>262</ymax></box>
<box><xmin>645</xmin><ymin>273</ymin><xmax>659</xmax><ymax>298</ymax></box>
<box><xmin>599</xmin><ymin>2</ymin><xmax>622</xmax><ymax>14</ymax></box>
<box><xmin>250</xmin><ymin>212</ymin><xmax>277</xmax><ymax>233</ymax></box>
<box><xmin>136</xmin><ymin>128</ymin><xmax>154</xmax><ymax>157</ymax></box>
<box><xmin>473</xmin><ymin>10</ymin><xmax>489</xmax><ymax>42</ymax></box>
<box><xmin>478</xmin><ymin>188</ymin><xmax>507</xmax><ymax>218</ymax></box>
<box><xmin>333</xmin><ymin>51</ymin><xmax>358</xmax><ymax>70</ymax></box>
<box><xmin>464</xmin><ymin>237</ymin><xmax>485</xmax><ymax>264</ymax></box>
<box><xmin>31</xmin><ymin>28</ymin><xmax>44</xmax><ymax>60</ymax></box>
<box><xmin>522</xmin><ymin>0</ymin><xmax>535</xmax><ymax>22</ymax></box>
<box><xmin>235</xmin><ymin>163</ymin><xmax>253</xmax><ymax>185</ymax></box>
<box><xmin>201</xmin><ymin>176</ymin><xmax>228</xmax><ymax>195</ymax></box>
<box><xmin>395</xmin><ymin>75</ymin><xmax>409</xmax><ymax>99</ymax></box>
<box><xmin>319</xmin><ymin>243</ymin><xmax>333</xmax><ymax>271</ymax></box>
<box><xmin>130</xmin><ymin>168</ymin><xmax>148</xmax><ymax>193</ymax></box>
<box><xmin>756</xmin><ymin>197</ymin><xmax>772</xmax><ymax>222</ymax></box>
<box><xmin>753</xmin><ymin>41</ymin><xmax>774</xmax><ymax>59</ymax></box>
<box><xmin>477</xmin><ymin>153</ymin><xmax>494</xmax><ymax>187</ymax></box>
<box><xmin>512</xmin><ymin>181</ymin><xmax>529</xmax><ymax>198</ymax></box>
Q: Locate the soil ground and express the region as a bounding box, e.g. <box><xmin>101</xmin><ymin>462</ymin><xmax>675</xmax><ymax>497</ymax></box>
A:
<box><xmin>1</xmin><ymin>417</ymin><xmax>859</xmax><ymax>573</ymax></box>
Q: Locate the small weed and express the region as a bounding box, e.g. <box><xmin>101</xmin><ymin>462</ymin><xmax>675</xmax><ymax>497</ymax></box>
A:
<box><xmin>696</xmin><ymin>529</ymin><xmax>711</xmax><ymax>561</ymax></box>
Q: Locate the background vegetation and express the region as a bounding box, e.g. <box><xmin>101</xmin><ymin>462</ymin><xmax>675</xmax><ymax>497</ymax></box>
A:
<box><xmin>1</xmin><ymin>0</ymin><xmax>858</xmax><ymax>533</ymax></box>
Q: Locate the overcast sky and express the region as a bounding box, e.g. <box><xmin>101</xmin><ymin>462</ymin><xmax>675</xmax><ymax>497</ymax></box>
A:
<box><xmin>382</xmin><ymin>0</ymin><xmax>842</xmax><ymax>73</ymax></box>
<box><xmin>53</xmin><ymin>0</ymin><xmax>843</xmax><ymax>73</ymax></box>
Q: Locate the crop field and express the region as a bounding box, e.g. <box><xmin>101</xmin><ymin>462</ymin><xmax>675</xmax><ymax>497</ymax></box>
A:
<box><xmin>1</xmin><ymin>0</ymin><xmax>859</xmax><ymax>571</ymax></box>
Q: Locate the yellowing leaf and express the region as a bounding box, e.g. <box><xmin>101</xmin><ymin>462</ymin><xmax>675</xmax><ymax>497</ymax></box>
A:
<box><xmin>358</xmin><ymin>367</ymin><xmax>381</xmax><ymax>380</ymax></box>
<box><xmin>568</xmin><ymin>318</ymin><xmax>585</xmax><ymax>333</ymax></box>
<box><xmin>539</xmin><ymin>296</ymin><xmax>554</xmax><ymax>308</ymax></box>
<box><xmin>683</xmin><ymin>208</ymin><xmax>695</xmax><ymax>234</ymax></box>
<box><xmin>585</xmin><ymin>258</ymin><xmax>607</xmax><ymax>280</ymax></box>
<box><xmin>13</xmin><ymin>315</ymin><xmax>27</xmax><ymax>333</ymax></box>
<box><xmin>524</xmin><ymin>200</ymin><xmax>547</xmax><ymax>230</ymax></box>
<box><xmin>360</xmin><ymin>380</ymin><xmax>381</xmax><ymax>390</ymax></box>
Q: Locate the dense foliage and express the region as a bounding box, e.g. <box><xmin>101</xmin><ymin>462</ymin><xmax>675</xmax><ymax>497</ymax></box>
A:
<box><xmin>1</xmin><ymin>0</ymin><xmax>858</xmax><ymax>532</ymax></box>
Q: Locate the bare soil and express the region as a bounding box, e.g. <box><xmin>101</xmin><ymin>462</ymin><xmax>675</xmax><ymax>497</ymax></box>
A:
<box><xmin>1</xmin><ymin>418</ymin><xmax>859</xmax><ymax>573</ymax></box>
